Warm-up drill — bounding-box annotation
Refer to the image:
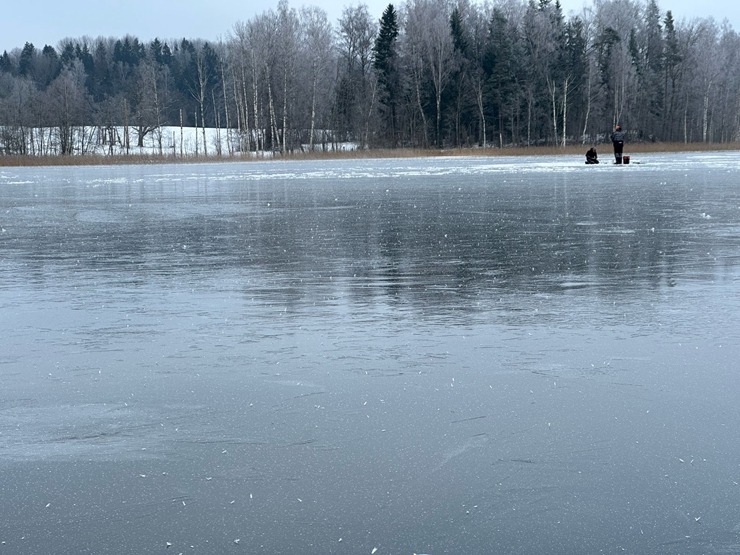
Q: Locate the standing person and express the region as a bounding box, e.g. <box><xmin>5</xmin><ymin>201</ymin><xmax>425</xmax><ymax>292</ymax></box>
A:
<box><xmin>611</xmin><ymin>124</ymin><xmax>625</xmax><ymax>164</ymax></box>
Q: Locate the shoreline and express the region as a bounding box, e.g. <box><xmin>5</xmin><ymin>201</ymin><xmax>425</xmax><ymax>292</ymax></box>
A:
<box><xmin>1</xmin><ymin>141</ymin><xmax>738</xmax><ymax>167</ymax></box>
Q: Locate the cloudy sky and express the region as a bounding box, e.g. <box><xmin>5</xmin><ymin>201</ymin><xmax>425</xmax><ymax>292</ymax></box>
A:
<box><xmin>3</xmin><ymin>0</ymin><xmax>738</xmax><ymax>53</ymax></box>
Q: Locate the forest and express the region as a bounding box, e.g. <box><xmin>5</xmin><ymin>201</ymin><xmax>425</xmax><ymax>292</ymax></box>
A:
<box><xmin>1</xmin><ymin>0</ymin><xmax>739</xmax><ymax>157</ymax></box>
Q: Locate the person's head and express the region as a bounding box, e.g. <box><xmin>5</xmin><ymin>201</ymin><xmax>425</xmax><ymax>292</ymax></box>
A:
<box><xmin>615</xmin><ymin>124</ymin><xmax>622</xmax><ymax>131</ymax></box>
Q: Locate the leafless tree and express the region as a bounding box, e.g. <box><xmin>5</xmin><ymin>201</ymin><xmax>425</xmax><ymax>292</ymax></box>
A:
<box><xmin>300</xmin><ymin>6</ymin><xmax>335</xmax><ymax>151</ymax></box>
<box><xmin>337</xmin><ymin>3</ymin><xmax>377</xmax><ymax>147</ymax></box>
<box><xmin>44</xmin><ymin>61</ymin><xmax>91</xmax><ymax>154</ymax></box>
<box><xmin>405</xmin><ymin>0</ymin><xmax>455</xmax><ymax>147</ymax></box>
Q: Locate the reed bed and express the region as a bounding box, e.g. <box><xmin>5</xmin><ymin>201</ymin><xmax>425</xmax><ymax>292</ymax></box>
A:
<box><xmin>1</xmin><ymin>141</ymin><xmax>738</xmax><ymax>167</ymax></box>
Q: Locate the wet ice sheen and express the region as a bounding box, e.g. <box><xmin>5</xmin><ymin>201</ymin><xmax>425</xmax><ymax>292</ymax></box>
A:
<box><xmin>1</xmin><ymin>152</ymin><xmax>740</xmax><ymax>554</ymax></box>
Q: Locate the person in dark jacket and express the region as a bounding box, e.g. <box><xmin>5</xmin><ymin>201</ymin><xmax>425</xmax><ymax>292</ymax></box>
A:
<box><xmin>611</xmin><ymin>124</ymin><xmax>625</xmax><ymax>164</ymax></box>
<box><xmin>585</xmin><ymin>147</ymin><xmax>599</xmax><ymax>164</ymax></box>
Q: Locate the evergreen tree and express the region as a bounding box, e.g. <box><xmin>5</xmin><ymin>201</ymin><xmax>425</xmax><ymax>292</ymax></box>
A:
<box><xmin>662</xmin><ymin>11</ymin><xmax>683</xmax><ymax>139</ymax></box>
<box><xmin>18</xmin><ymin>42</ymin><xmax>36</xmax><ymax>77</ymax></box>
<box><xmin>561</xmin><ymin>17</ymin><xmax>588</xmax><ymax>144</ymax></box>
<box><xmin>0</xmin><ymin>51</ymin><xmax>14</xmax><ymax>75</ymax></box>
<box><xmin>594</xmin><ymin>26</ymin><xmax>621</xmax><ymax>124</ymax></box>
<box><xmin>150</xmin><ymin>39</ymin><xmax>165</xmax><ymax>65</ymax></box>
<box><xmin>629</xmin><ymin>0</ymin><xmax>663</xmax><ymax>139</ymax></box>
<box><xmin>485</xmin><ymin>8</ymin><xmax>519</xmax><ymax>146</ymax></box>
<box><xmin>446</xmin><ymin>6</ymin><xmax>476</xmax><ymax>147</ymax></box>
<box><xmin>90</xmin><ymin>40</ymin><xmax>113</xmax><ymax>101</ymax></box>
<box><xmin>76</xmin><ymin>43</ymin><xmax>94</xmax><ymax>76</ymax></box>
<box><xmin>35</xmin><ymin>45</ymin><xmax>62</xmax><ymax>89</ymax></box>
<box><xmin>373</xmin><ymin>4</ymin><xmax>400</xmax><ymax>147</ymax></box>
<box><xmin>60</xmin><ymin>42</ymin><xmax>77</xmax><ymax>69</ymax></box>
<box><xmin>161</xmin><ymin>43</ymin><xmax>173</xmax><ymax>66</ymax></box>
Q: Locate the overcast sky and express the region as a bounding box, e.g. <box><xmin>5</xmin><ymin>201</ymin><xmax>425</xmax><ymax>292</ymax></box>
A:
<box><xmin>3</xmin><ymin>0</ymin><xmax>738</xmax><ymax>53</ymax></box>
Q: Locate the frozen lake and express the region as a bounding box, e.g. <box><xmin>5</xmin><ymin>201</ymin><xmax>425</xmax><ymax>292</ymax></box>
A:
<box><xmin>2</xmin><ymin>152</ymin><xmax>740</xmax><ymax>554</ymax></box>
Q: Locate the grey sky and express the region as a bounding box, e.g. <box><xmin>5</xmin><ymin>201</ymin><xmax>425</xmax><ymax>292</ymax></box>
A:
<box><xmin>3</xmin><ymin>0</ymin><xmax>738</xmax><ymax>53</ymax></box>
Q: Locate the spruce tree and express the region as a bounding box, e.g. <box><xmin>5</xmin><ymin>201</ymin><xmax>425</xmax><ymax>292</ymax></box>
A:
<box><xmin>0</xmin><ymin>51</ymin><xmax>14</xmax><ymax>75</ymax></box>
<box><xmin>18</xmin><ymin>42</ymin><xmax>36</xmax><ymax>77</ymax></box>
<box><xmin>373</xmin><ymin>4</ymin><xmax>399</xmax><ymax>147</ymax></box>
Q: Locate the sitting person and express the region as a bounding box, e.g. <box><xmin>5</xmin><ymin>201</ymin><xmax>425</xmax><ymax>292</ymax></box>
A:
<box><xmin>585</xmin><ymin>147</ymin><xmax>599</xmax><ymax>164</ymax></box>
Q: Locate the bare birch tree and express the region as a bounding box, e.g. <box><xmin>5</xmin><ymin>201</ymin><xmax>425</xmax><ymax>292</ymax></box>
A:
<box><xmin>405</xmin><ymin>0</ymin><xmax>455</xmax><ymax>147</ymax></box>
<box><xmin>300</xmin><ymin>6</ymin><xmax>334</xmax><ymax>151</ymax></box>
<box><xmin>337</xmin><ymin>4</ymin><xmax>377</xmax><ymax>147</ymax></box>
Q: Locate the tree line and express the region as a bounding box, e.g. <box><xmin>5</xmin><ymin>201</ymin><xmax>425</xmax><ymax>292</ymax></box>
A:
<box><xmin>1</xmin><ymin>0</ymin><xmax>739</xmax><ymax>156</ymax></box>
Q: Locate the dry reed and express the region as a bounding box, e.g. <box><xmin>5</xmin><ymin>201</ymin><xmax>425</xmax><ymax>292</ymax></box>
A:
<box><xmin>1</xmin><ymin>141</ymin><xmax>738</xmax><ymax>167</ymax></box>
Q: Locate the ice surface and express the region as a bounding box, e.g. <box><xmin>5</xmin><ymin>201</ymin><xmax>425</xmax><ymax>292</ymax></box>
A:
<box><xmin>1</xmin><ymin>151</ymin><xmax>740</xmax><ymax>553</ymax></box>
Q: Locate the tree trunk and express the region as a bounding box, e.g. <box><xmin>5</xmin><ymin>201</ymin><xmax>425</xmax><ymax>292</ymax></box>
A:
<box><xmin>309</xmin><ymin>61</ymin><xmax>317</xmax><ymax>151</ymax></box>
<box><xmin>476</xmin><ymin>84</ymin><xmax>486</xmax><ymax>148</ymax></box>
<box><xmin>212</xmin><ymin>90</ymin><xmax>222</xmax><ymax>156</ymax></box>
<box><xmin>434</xmin><ymin>59</ymin><xmax>442</xmax><ymax>147</ymax></box>
<box><xmin>582</xmin><ymin>68</ymin><xmax>592</xmax><ymax>144</ymax></box>
<box><xmin>124</xmin><ymin>98</ymin><xmax>129</xmax><ymax>155</ymax></box>
<box><xmin>282</xmin><ymin>66</ymin><xmax>288</xmax><ymax>154</ymax></box>
<box><xmin>363</xmin><ymin>78</ymin><xmax>377</xmax><ymax>149</ymax></box>
<box><xmin>702</xmin><ymin>80</ymin><xmax>712</xmax><ymax>143</ymax></box>
<box><xmin>562</xmin><ymin>76</ymin><xmax>569</xmax><ymax>148</ymax></box>
<box><xmin>413</xmin><ymin>63</ymin><xmax>428</xmax><ymax>148</ymax></box>
<box><xmin>152</xmin><ymin>66</ymin><xmax>162</xmax><ymax>155</ymax></box>
<box><xmin>220</xmin><ymin>62</ymin><xmax>232</xmax><ymax>155</ymax></box>
<box><xmin>201</xmin><ymin>105</ymin><xmax>207</xmax><ymax>157</ymax></box>
<box><xmin>267</xmin><ymin>72</ymin><xmax>278</xmax><ymax>152</ymax></box>
<box><xmin>526</xmin><ymin>89</ymin><xmax>533</xmax><ymax>147</ymax></box>
<box><xmin>548</xmin><ymin>79</ymin><xmax>558</xmax><ymax>147</ymax></box>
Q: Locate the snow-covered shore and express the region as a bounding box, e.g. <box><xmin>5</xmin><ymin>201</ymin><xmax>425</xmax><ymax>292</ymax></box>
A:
<box><xmin>1</xmin><ymin>125</ymin><xmax>358</xmax><ymax>158</ymax></box>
